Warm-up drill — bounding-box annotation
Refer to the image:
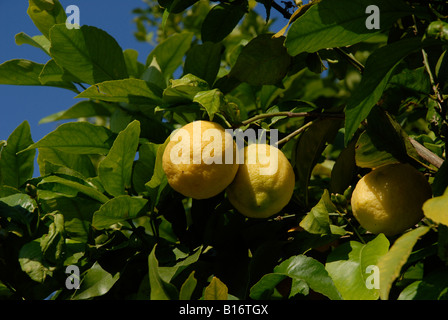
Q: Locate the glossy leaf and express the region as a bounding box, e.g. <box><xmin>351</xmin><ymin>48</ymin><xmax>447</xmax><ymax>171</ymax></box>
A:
<box><xmin>201</xmin><ymin>1</ymin><xmax>247</xmax><ymax>43</ymax></box>
<box><xmin>423</xmin><ymin>187</ymin><xmax>448</xmax><ymax>226</ymax></box>
<box><xmin>38</xmin><ymin>175</ymin><xmax>109</xmax><ymax>203</ymax></box>
<box><xmin>76</xmin><ymin>79</ymin><xmax>163</xmax><ymax>105</ymax></box>
<box><xmin>39</xmin><ymin>100</ymin><xmax>114</xmax><ymax>124</ymax></box>
<box><xmin>285</xmin><ymin>0</ymin><xmax>412</xmax><ymax>56</ymax></box>
<box><xmin>325</xmin><ymin>234</ymin><xmax>390</xmax><ymax>300</ymax></box>
<box><xmin>300</xmin><ymin>190</ymin><xmax>338</xmax><ymax>235</ymax></box>
<box><xmin>92</xmin><ymin>195</ymin><xmax>148</xmax><ymax>229</ymax></box>
<box><xmin>98</xmin><ymin>120</ymin><xmax>140</xmax><ymax>197</ymax></box>
<box><xmin>72</xmin><ymin>262</ymin><xmax>120</xmax><ymax>300</ymax></box>
<box><xmin>184</xmin><ymin>42</ymin><xmax>223</xmax><ymax>86</ymax></box>
<box><xmin>377</xmin><ymin>226</ymin><xmax>430</xmax><ymax>300</ymax></box>
<box><xmin>27</xmin><ymin>0</ymin><xmax>66</xmax><ymax>39</ymax></box>
<box><xmin>229</xmin><ymin>34</ymin><xmax>292</xmax><ymax>86</ymax></box>
<box><xmin>148</xmin><ymin>245</ymin><xmax>179</xmax><ymax>300</ymax></box>
<box><xmin>24</xmin><ymin>122</ymin><xmax>115</xmax><ymax>155</ymax></box>
<box><xmin>15</xmin><ymin>32</ymin><xmax>50</xmax><ymax>55</ymax></box>
<box><xmin>145</xmin><ymin>32</ymin><xmax>194</xmax><ymax>78</ymax></box>
<box><xmin>49</xmin><ymin>24</ymin><xmax>128</xmax><ymax>85</ymax></box>
<box><xmin>204</xmin><ymin>277</ymin><xmax>228</xmax><ymax>300</ymax></box>
<box><xmin>0</xmin><ymin>121</ymin><xmax>35</xmax><ymax>189</ymax></box>
<box><xmin>250</xmin><ymin>255</ymin><xmax>341</xmax><ymax>300</ymax></box>
<box><xmin>18</xmin><ymin>239</ymin><xmax>53</xmax><ymax>283</ymax></box>
<box><xmin>193</xmin><ymin>89</ymin><xmax>225</xmax><ymax>121</ymax></box>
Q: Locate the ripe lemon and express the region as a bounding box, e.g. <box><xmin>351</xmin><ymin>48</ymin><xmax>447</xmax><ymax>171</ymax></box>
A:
<box><xmin>162</xmin><ymin>120</ymin><xmax>239</xmax><ymax>199</ymax></box>
<box><xmin>351</xmin><ymin>163</ymin><xmax>432</xmax><ymax>236</ymax></box>
<box><xmin>226</xmin><ymin>143</ymin><xmax>295</xmax><ymax>219</ymax></box>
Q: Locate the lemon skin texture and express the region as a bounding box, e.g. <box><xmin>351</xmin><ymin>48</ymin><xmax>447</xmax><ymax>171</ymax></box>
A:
<box><xmin>351</xmin><ymin>163</ymin><xmax>432</xmax><ymax>237</ymax></box>
<box><xmin>162</xmin><ymin>121</ymin><xmax>239</xmax><ymax>200</ymax></box>
<box><xmin>226</xmin><ymin>143</ymin><xmax>295</xmax><ymax>219</ymax></box>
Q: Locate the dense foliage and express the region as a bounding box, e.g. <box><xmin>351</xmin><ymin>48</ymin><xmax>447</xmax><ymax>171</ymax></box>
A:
<box><xmin>1</xmin><ymin>0</ymin><xmax>448</xmax><ymax>300</ymax></box>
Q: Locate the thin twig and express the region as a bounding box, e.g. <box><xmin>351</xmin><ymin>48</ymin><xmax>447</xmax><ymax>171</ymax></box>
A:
<box><xmin>241</xmin><ymin>111</ymin><xmax>344</xmax><ymax>126</ymax></box>
<box><xmin>334</xmin><ymin>47</ymin><xmax>366</xmax><ymax>74</ymax></box>
<box><xmin>275</xmin><ymin>121</ymin><xmax>314</xmax><ymax>146</ymax></box>
<box><xmin>422</xmin><ymin>48</ymin><xmax>445</xmax><ymax>117</ymax></box>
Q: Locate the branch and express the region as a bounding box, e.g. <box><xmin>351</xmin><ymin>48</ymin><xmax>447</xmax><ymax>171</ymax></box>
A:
<box><xmin>272</xmin><ymin>1</ymin><xmax>292</xmax><ymax>19</ymax></box>
<box><xmin>241</xmin><ymin>111</ymin><xmax>344</xmax><ymax>126</ymax></box>
<box><xmin>408</xmin><ymin>137</ymin><xmax>444</xmax><ymax>169</ymax></box>
<box><xmin>275</xmin><ymin>121</ymin><xmax>314</xmax><ymax>146</ymax></box>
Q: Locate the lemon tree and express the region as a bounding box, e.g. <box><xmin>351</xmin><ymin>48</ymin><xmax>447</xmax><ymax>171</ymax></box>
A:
<box><xmin>0</xmin><ymin>0</ymin><xmax>448</xmax><ymax>303</ymax></box>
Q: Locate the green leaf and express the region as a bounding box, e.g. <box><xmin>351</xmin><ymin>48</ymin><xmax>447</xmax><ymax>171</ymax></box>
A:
<box><xmin>92</xmin><ymin>195</ymin><xmax>148</xmax><ymax>230</ymax></box>
<box><xmin>285</xmin><ymin>0</ymin><xmax>412</xmax><ymax>56</ymax></box>
<box><xmin>38</xmin><ymin>59</ymin><xmax>80</xmax><ymax>90</ymax></box>
<box><xmin>123</xmin><ymin>49</ymin><xmax>145</xmax><ymax>79</ymax></box>
<box><xmin>229</xmin><ymin>34</ymin><xmax>292</xmax><ymax>86</ymax></box>
<box><xmin>204</xmin><ymin>277</ymin><xmax>228</xmax><ymax>300</ymax></box>
<box><xmin>72</xmin><ymin>262</ymin><xmax>120</xmax><ymax>300</ymax></box>
<box><xmin>166</xmin><ymin>0</ymin><xmax>199</xmax><ymax>13</ymax></box>
<box><xmin>76</xmin><ymin>79</ymin><xmax>163</xmax><ymax>105</ymax></box>
<box><xmin>251</xmin><ymin>255</ymin><xmax>341</xmax><ymax>300</ymax></box>
<box><xmin>49</xmin><ymin>24</ymin><xmax>128</xmax><ymax>85</ymax></box>
<box><xmin>37</xmin><ymin>147</ymin><xmax>97</xmax><ymax>178</ymax></box>
<box><xmin>330</xmin><ymin>138</ymin><xmax>357</xmax><ymax>194</ymax></box>
<box><xmin>423</xmin><ymin>187</ymin><xmax>448</xmax><ymax>227</ymax></box>
<box><xmin>148</xmin><ymin>245</ymin><xmax>179</xmax><ymax>300</ymax></box>
<box><xmin>163</xmin><ymin>74</ymin><xmax>209</xmax><ymax>104</ymax></box>
<box><xmin>377</xmin><ymin>226</ymin><xmax>430</xmax><ymax>300</ymax></box>
<box><xmin>40</xmin><ymin>212</ymin><xmax>65</xmax><ymax>264</ymax></box>
<box><xmin>19</xmin><ymin>239</ymin><xmax>54</xmax><ymax>283</ymax></box>
<box><xmin>24</xmin><ymin>122</ymin><xmax>115</xmax><ymax>155</ymax></box>
<box><xmin>193</xmin><ymin>89</ymin><xmax>225</xmax><ymax>121</ymax></box>
<box><xmin>300</xmin><ymin>190</ymin><xmax>338</xmax><ymax>235</ymax></box>
<box><xmin>0</xmin><ymin>121</ymin><xmax>35</xmax><ymax>189</ymax></box>
<box><xmin>0</xmin><ymin>59</ymin><xmax>45</xmax><ymax>86</ymax></box>
<box><xmin>15</xmin><ymin>32</ymin><xmax>50</xmax><ymax>55</ymax></box>
<box><xmin>98</xmin><ymin>120</ymin><xmax>140</xmax><ymax>197</ymax></box>
<box><xmin>132</xmin><ymin>142</ymin><xmax>158</xmax><ymax>194</ymax></box>
<box><xmin>40</xmin><ymin>196</ymin><xmax>101</xmax><ymax>242</ymax></box>
<box><xmin>325</xmin><ymin>234</ymin><xmax>390</xmax><ymax>300</ymax></box>
<box><xmin>27</xmin><ymin>0</ymin><xmax>66</xmax><ymax>39</ymax></box>
<box><xmin>201</xmin><ymin>2</ymin><xmax>247</xmax><ymax>43</ymax></box>
<box><xmin>344</xmin><ymin>38</ymin><xmax>440</xmax><ymax>145</ymax></box>
<box><xmin>354</xmin><ymin>107</ymin><xmax>419</xmax><ymax>168</ymax></box>
<box><xmin>39</xmin><ymin>100</ymin><xmax>114</xmax><ymax>124</ymax></box>
<box><xmin>145</xmin><ymin>138</ymin><xmax>171</xmax><ymax>211</ymax></box>
<box><xmin>184</xmin><ymin>42</ymin><xmax>223</xmax><ymax>86</ymax></box>
<box><xmin>294</xmin><ymin>118</ymin><xmax>342</xmax><ymax>206</ymax></box>
<box><xmin>179</xmin><ymin>271</ymin><xmax>198</xmax><ymax>300</ymax></box>
<box><xmin>38</xmin><ymin>175</ymin><xmax>110</xmax><ymax>204</ymax></box>
<box><xmin>145</xmin><ymin>32</ymin><xmax>194</xmax><ymax>78</ymax></box>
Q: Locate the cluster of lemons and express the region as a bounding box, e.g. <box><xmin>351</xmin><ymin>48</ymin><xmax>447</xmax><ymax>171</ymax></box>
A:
<box><xmin>162</xmin><ymin>120</ymin><xmax>433</xmax><ymax>237</ymax></box>
<box><xmin>162</xmin><ymin>120</ymin><xmax>295</xmax><ymax>219</ymax></box>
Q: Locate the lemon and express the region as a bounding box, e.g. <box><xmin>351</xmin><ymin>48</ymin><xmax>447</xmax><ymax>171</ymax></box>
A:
<box><xmin>351</xmin><ymin>163</ymin><xmax>432</xmax><ymax>236</ymax></box>
<box><xmin>162</xmin><ymin>120</ymin><xmax>239</xmax><ymax>199</ymax></box>
<box><xmin>226</xmin><ymin>143</ymin><xmax>295</xmax><ymax>219</ymax></box>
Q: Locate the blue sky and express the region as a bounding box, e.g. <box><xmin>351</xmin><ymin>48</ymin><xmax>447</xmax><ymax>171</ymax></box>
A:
<box><xmin>0</xmin><ymin>1</ymin><xmax>287</xmax><ymax>177</ymax></box>
<box><xmin>0</xmin><ymin>1</ymin><xmax>153</xmax><ymax>145</ymax></box>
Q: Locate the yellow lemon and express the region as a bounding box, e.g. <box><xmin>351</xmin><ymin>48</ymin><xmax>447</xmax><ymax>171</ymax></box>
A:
<box><xmin>162</xmin><ymin>120</ymin><xmax>239</xmax><ymax>199</ymax></box>
<box><xmin>226</xmin><ymin>143</ymin><xmax>295</xmax><ymax>219</ymax></box>
<box><xmin>351</xmin><ymin>163</ymin><xmax>432</xmax><ymax>236</ymax></box>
